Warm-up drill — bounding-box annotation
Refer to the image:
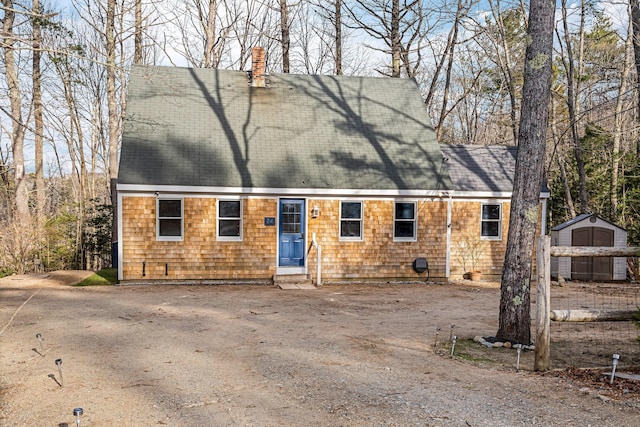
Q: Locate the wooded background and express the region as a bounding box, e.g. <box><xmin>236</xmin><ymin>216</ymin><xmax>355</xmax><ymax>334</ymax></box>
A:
<box><xmin>1</xmin><ymin>0</ymin><xmax>639</xmax><ymax>274</ymax></box>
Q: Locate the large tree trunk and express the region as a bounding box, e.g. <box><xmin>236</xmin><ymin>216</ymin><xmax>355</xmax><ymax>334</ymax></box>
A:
<box><xmin>2</xmin><ymin>0</ymin><xmax>30</xmax><ymax>224</ymax></box>
<box><xmin>280</xmin><ymin>0</ymin><xmax>290</xmax><ymax>73</ymax></box>
<box><xmin>335</xmin><ymin>0</ymin><xmax>342</xmax><ymax>75</ymax></box>
<box><xmin>33</xmin><ymin>0</ymin><xmax>45</xmax><ymax>226</ymax></box>
<box><xmin>611</xmin><ymin>14</ymin><xmax>633</xmax><ymax>218</ymax></box>
<box><xmin>204</xmin><ymin>0</ymin><xmax>217</xmax><ymax>68</ymax></box>
<box><xmin>496</xmin><ymin>0</ymin><xmax>555</xmax><ymax>345</ymax></box>
<box><xmin>631</xmin><ymin>0</ymin><xmax>640</xmax><ymax>118</ymax></box>
<box><xmin>106</xmin><ymin>0</ymin><xmax>119</xmax><ymax>263</ymax></box>
<box><xmin>390</xmin><ymin>0</ymin><xmax>400</xmax><ymax>77</ymax></box>
<box><xmin>134</xmin><ymin>0</ymin><xmax>143</xmax><ymax>64</ymax></box>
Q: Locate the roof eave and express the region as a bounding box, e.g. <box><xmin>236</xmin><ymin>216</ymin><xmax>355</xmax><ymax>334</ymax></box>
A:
<box><xmin>116</xmin><ymin>183</ymin><xmax>454</xmax><ymax>198</ymax></box>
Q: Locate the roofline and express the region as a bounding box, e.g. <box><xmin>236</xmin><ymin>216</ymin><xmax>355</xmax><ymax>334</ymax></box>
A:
<box><xmin>451</xmin><ymin>191</ymin><xmax>550</xmax><ymax>199</ymax></box>
<box><xmin>117</xmin><ymin>184</ymin><xmax>550</xmax><ymax>201</ymax></box>
<box><xmin>551</xmin><ymin>213</ymin><xmax>627</xmax><ymax>232</ymax></box>
<box><xmin>116</xmin><ymin>183</ymin><xmax>454</xmax><ymax>198</ymax></box>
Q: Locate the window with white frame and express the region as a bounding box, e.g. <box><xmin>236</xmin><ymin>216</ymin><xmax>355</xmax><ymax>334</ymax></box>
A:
<box><xmin>394</xmin><ymin>201</ymin><xmax>417</xmax><ymax>241</ymax></box>
<box><xmin>481</xmin><ymin>203</ymin><xmax>501</xmax><ymax>239</ymax></box>
<box><xmin>217</xmin><ymin>199</ymin><xmax>242</xmax><ymax>241</ymax></box>
<box><xmin>157</xmin><ymin>198</ymin><xmax>183</xmax><ymax>241</ymax></box>
<box><xmin>340</xmin><ymin>201</ymin><xmax>363</xmax><ymax>241</ymax></box>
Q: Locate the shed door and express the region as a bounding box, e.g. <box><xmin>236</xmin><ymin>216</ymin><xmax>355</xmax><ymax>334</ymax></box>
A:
<box><xmin>571</xmin><ymin>227</ymin><xmax>613</xmax><ymax>281</ymax></box>
<box><xmin>279</xmin><ymin>199</ymin><xmax>305</xmax><ymax>268</ymax></box>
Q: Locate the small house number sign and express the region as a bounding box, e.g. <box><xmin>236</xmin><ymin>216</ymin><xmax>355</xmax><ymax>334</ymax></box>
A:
<box><xmin>264</xmin><ymin>217</ymin><xmax>276</xmax><ymax>226</ymax></box>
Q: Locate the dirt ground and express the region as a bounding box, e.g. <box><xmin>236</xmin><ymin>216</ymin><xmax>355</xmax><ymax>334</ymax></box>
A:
<box><xmin>1</xmin><ymin>272</ymin><xmax>639</xmax><ymax>427</ymax></box>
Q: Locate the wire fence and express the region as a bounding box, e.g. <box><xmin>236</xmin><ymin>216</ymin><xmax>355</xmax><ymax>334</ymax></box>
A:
<box><xmin>548</xmin><ymin>277</ymin><xmax>640</xmax><ymax>369</ymax></box>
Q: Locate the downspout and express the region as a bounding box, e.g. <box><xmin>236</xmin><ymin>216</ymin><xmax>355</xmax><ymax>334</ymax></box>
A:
<box><xmin>445</xmin><ymin>193</ymin><xmax>453</xmax><ymax>278</ymax></box>
<box><xmin>311</xmin><ymin>232</ymin><xmax>322</xmax><ymax>286</ymax></box>
<box><xmin>117</xmin><ymin>190</ymin><xmax>123</xmax><ymax>281</ymax></box>
<box><xmin>540</xmin><ymin>197</ymin><xmax>548</xmax><ymax>235</ymax></box>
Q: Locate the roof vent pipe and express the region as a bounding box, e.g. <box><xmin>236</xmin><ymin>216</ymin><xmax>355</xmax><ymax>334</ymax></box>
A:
<box><xmin>251</xmin><ymin>47</ymin><xmax>266</xmax><ymax>88</ymax></box>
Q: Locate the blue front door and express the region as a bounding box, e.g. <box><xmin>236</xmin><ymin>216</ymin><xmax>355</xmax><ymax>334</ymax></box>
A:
<box><xmin>279</xmin><ymin>199</ymin><xmax>305</xmax><ymax>267</ymax></box>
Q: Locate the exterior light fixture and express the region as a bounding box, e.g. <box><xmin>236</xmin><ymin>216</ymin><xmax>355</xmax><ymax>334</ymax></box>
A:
<box><xmin>311</xmin><ymin>205</ymin><xmax>320</xmax><ymax>218</ymax></box>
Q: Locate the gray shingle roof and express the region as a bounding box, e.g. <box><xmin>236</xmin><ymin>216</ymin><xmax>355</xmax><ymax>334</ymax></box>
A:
<box><xmin>118</xmin><ymin>65</ymin><xmax>453</xmax><ymax>194</ymax></box>
<box><xmin>551</xmin><ymin>214</ymin><xmax>626</xmax><ymax>231</ymax></box>
<box><xmin>439</xmin><ymin>144</ymin><xmax>518</xmax><ymax>193</ymax></box>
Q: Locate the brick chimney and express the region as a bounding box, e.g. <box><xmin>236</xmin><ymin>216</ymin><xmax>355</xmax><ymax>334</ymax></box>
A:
<box><xmin>251</xmin><ymin>47</ymin><xmax>266</xmax><ymax>88</ymax></box>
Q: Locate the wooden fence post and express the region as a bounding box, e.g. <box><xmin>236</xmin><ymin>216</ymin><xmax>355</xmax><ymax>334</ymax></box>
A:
<box><xmin>535</xmin><ymin>235</ymin><xmax>551</xmax><ymax>371</ymax></box>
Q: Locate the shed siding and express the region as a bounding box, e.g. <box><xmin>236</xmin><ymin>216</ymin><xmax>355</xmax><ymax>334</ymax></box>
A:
<box><xmin>552</xmin><ymin>216</ymin><xmax>627</xmax><ymax>281</ymax></box>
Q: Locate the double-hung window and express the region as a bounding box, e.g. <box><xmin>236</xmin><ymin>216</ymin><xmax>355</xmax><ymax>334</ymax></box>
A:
<box><xmin>394</xmin><ymin>201</ymin><xmax>417</xmax><ymax>241</ymax></box>
<box><xmin>218</xmin><ymin>199</ymin><xmax>242</xmax><ymax>241</ymax></box>
<box><xmin>481</xmin><ymin>203</ymin><xmax>501</xmax><ymax>239</ymax></box>
<box><xmin>157</xmin><ymin>198</ymin><xmax>183</xmax><ymax>241</ymax></box>
<box><xmin>340</xmin><ymin>201</ymin><xmax>363</xmax><ymax>241</ymax></box>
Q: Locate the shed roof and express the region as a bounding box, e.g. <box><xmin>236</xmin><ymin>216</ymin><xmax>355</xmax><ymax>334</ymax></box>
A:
<box><xmin>118</xmin><ymin>65</ymin><xmax>453</xmax><ymax>195</ymax></box>
<box><xmin>551</xmin><ymin>214</ymin><xmax>627</xmax><ymax>232</ymax></box>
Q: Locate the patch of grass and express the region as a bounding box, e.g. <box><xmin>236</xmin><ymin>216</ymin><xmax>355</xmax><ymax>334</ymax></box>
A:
<box><xmin>449</xmin><ymin>339</ymin><xmax>500</xmax><ymax>364</ymax></box>
<box><xmin>74</xmin><ymin>268</ymin><xmax>118</xmax><ymax>286</ymax></box>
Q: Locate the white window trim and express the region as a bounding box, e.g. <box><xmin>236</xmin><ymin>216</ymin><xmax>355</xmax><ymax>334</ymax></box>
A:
<box><xmin>217</xmin><ymin>198</ymin><xmax>243</xmax><ymax>242</ymax></box>
<box><xmin>393</xmin><ymin>201</ymin><xmax>417</xmax><ymax>242</ymax></box>
<box><xmin>156</xmin><ymin>197</ymin><xmax>184</xmax><ymax>242</ymax></box>
<box><xmin>339</xmin><ymin>200</ymin><xmax>364</xmax><ymax>242</ymax></box>
<box><xmin>480</xmin><ymin>202</ymin><xmax>502</xmax><ymax>241</ymax></box>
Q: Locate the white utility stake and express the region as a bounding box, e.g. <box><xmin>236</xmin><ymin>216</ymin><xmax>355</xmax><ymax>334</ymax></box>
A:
<box><xmin>450</xmin><ymin>335</ymin><xmax>457</xmax><ymax>358</ymax></box>
<box><xmin>610</xmin><ymin>354</ymin><xmax>620</xmax><ymax>384</ymax></box>
<box><xmin>515</xmin><ymin>344</ymin><xmax>522</xmax><ymax>371</ymax></box>
<box><xmin>73</xmin><ymin>407</ymin><xmax>83</xmax><ymax>427</ymax></box>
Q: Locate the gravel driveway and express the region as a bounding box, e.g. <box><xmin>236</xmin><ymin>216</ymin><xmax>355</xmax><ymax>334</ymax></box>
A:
<box><xmin>1</xmin><ymin>273</ymin><xmax>639</xmax><ymax>426</ymax></box>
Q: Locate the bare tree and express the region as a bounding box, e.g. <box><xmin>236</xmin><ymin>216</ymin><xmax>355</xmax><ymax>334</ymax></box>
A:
<box><xmin>630</xmin><ymin>0</ymin><xmax>640</xmax><ymax>155</ymax></box>
<box><xmin>309</xmin><ymin>0</ymin><xmax>343</xmax><ymax>74</ymax></box>
<box><xmin>558</xmin><ymin>0</ymin><xmax>588</xmax><ymax>213</ymax></box>
<box><xmin>280</xmin><ymin>0</ymin><xmax>290</xmax><ymax>72</ymax></box>
<box><xmin>496</xmin><ymin>0</ymin><xmax>554</xmax><ymax>345</ymax></box>
<box><xmin>1</xmin><ymin>0</ymin><xmax>30</xmax><ymax>223</ymax></box>
<box><xmin>134</xmin><ymin>0</ymin><xmax>143</xmax><ymax>64</ymax></box>
<box><xmin>106</xmin><ymin>0</ymin><xmax>119</xmax><ymax>254</ymax></box>
<box><xmin>610</xmin><ymin>9</ymin><xmax>634</xmax><ymax>218</ymax></box>
<box><xmin>32</xmin><ymin>0</ymin><xmax>45</xmax><ymax>225</ymax></box>
<box><xmin>345</xmin><ymin>0</ymin><xmax>425</xmax><ymax>77</ymax></box>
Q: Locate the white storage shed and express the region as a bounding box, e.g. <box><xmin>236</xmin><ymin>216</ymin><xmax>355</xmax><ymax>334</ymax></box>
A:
<box><xmin>551</xmin><ymin>214</ymin><xmax>627</xmax><ymax>281</ymax></box>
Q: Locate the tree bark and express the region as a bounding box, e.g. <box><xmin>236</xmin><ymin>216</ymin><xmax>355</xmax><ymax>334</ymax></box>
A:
<box><xmin>106</xmin><ymin>0</ymin><xmax>119</xmax><ymax>261</ymax></box>
<box><xmin>33</xmin><ymin>0</ymin><xmax>45</xmax><ymax>226</ymax></box>
<box><xmin>204</xmin><ymin>0</ymin><xmax>217</xmax><ymax>67</ymax></box>
<box><xmin>2</xmin><ymin>0</ymin><xmax>30</xmax><ymax>223</ymax></box>
<box><xmin>550</xmin><ymin>309</ymin><xmax>638</xmax><ymax>322</ymax></box>
<box><xmin>496</xmin><ymin>0</ymin><xmax>555</xmax><ymax>345</ymax></box>
<box><xmin>280</xmin><ymin>0</ymin><xmax>290</xmax><ymax>73</ymax></box>
<box><xmin>390</xmin><ymin>0</ymin><xmax>400</xmax><ymax>77</ymax></box>
<box><xmin>134</xmin><ymin>0</ymin><xmax>143</xmax><ymax>64</ymax></box>
<box><xmin>611</xmin><ymin>8</ymin><xmax>634</xmax><ymax>218</ymax></box>
<box><xmin>631</xmin><ymin>0</ymin><xmax>640</xmax><ymax>118</ymax></box>
<box><xmin>335</xmin><ymin>0</ymin><xmax>342</xmax><ymax>75</ymax></box>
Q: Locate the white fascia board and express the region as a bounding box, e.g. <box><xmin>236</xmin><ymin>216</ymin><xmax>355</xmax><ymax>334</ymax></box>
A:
<box><xmin>116</xmin><ymin>183</ymin><xmax>454</xmax><ymax>198</ymax></box>
<box><xmin>451</xmin><ymin>191</ymin><xmax>512</xmax><ymax>199</ymax></box>
<box><xmin>451</xmin><ymin>191</ymin><xmax>550</xmax><ymax>200</ymax></box>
